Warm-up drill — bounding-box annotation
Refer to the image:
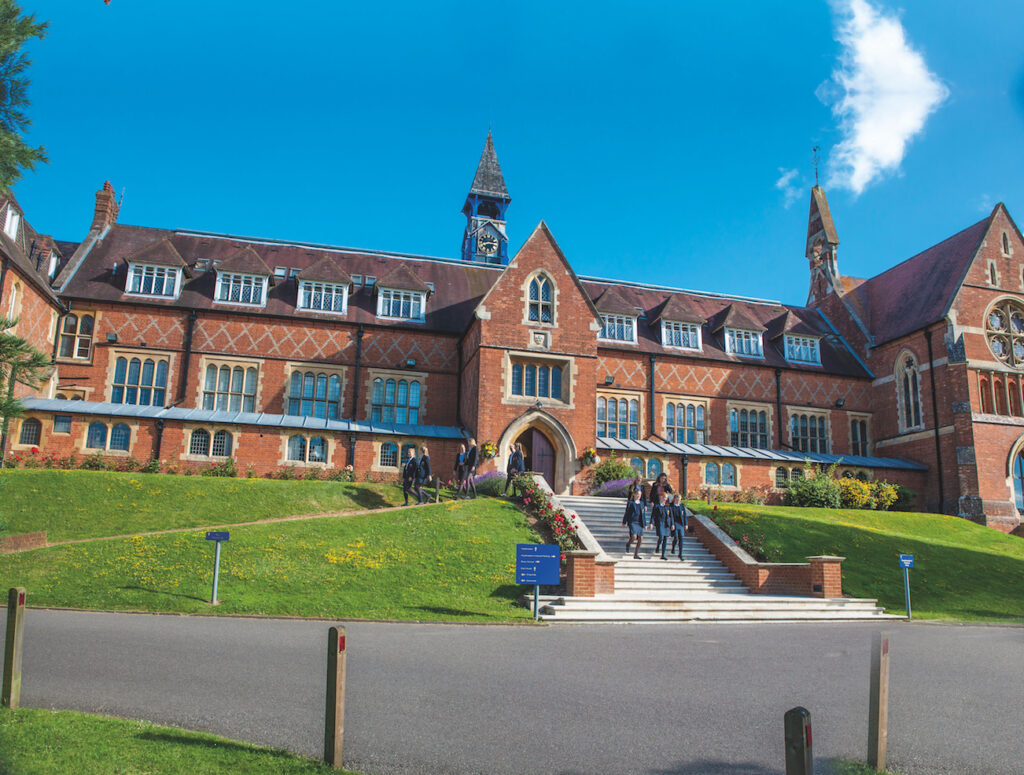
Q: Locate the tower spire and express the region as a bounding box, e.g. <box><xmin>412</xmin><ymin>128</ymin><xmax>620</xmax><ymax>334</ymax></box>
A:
<box><xmin>462</xmin><ymin>131</ymin><xmax>511</xmax><ymax>264</ymax></box>
<box><xmin>806</xmin><ymin>185</ymin><xmax>840</xmax><ymax>304</ymax></box>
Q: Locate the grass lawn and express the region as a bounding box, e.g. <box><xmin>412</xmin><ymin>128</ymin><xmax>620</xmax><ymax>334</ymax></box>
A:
<box><xmin>0</xmin><ymin>469</ymin><xmax>404</xmax><ymax>541</ymax></box>
<box><xmin>0</xmin><ymin>707</ymin><xmax>353</xmax><ymax>775</ymax></box>
<box><xmin>688</xmin><ymin>501</ymin><xmax>1024</xmax><ymax>623</ymax></box>
<box><xmin>0</xmin><ymin>498</ymin><xmax>537</xmax><ymax>621</ymax></box>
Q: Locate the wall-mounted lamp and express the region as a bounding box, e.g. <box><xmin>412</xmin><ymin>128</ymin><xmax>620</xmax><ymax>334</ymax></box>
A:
<box><xmin>604</xmin><ymin>376</ymin><xmax>614</xmax><ymax>385</ymax></box>
<box><xmin>105</xmin><ymin>333</ymin><xmax>117</xmax><ymax>343</ymax></box>
<box><xmin>834</xmin><ymin>398</ymin><xmax>845</xmax><ymax>408</ymax></box>
<box><xmin>405</xmin><ymin>358</ymin><xmax>417</xmax><ymax>368</ymax></box>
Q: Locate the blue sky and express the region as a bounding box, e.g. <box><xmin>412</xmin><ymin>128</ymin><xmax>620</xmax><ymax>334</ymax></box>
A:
<box><xmin>13</xmin><ymin>0</ymin><xmax>1024</xmax><ymax>305</ymax></box>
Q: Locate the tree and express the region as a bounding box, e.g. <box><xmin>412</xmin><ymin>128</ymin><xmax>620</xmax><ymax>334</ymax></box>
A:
<box><xmin>0</xmin><ymin>0</ymin><xmax>47</xmax><ymax>189</ymax></box>
<box><xmin>0</xmin><ymin>315</ymin><xmax>50</xmax><ymax>460</ymax></box>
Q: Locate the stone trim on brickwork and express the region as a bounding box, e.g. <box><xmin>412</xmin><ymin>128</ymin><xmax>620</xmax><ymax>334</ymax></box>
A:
<box><xmin>278</xmin><ymin>429</ymin><xmax>339</xmax><ymax>469</ymax></box>
<box><xmin>281</xmin><ymin>361</ymin><xmax>348</xmax><ymax>416</ymax></box>
<box><xmin>74</xmin><ymin>416</ymin><xmax>139</xmax><ymax>457</ymax></box>
<box><xmin>519</xmin><ymin>270</ymin><xmax>559</xmax><ymax>329</ymax></box>
<box><xmin>103</xmin><ymin>347</ymin><xmax>178</xmax><ymax>405</ymax></box>
<box><xmin>361</xmin><ymin>367</ymin><xmax>428</xmax><ymax>422</ymax></box>
<box><xmin>500</xmin><ymin>350</ymin><xmax>575</xmax><ymax>410</ymax></box>
<box><xmin>180</xmin><ymin>423</ymin><xmax>243</xmax><ymax>463</ymax></box>
<box><xmin>193</xmin><ymin>354</ymin><xmax>264</xmax><ymax>412</ymax></box>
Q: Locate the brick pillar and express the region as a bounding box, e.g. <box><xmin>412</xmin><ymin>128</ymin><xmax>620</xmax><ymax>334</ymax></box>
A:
<box><xmin>807</xmin><ymin>556</ymin><xmax>845</xmax><ymax>598</ymax></box>
<box><xmin>565</xmin><ymin>551</ymin><xmax>598</xmax><ymax>597</ymax></box>
<box><xmin>91</xmin><ymin>181</ymin><xmax>120</xmax><ymax>231</ymax></box>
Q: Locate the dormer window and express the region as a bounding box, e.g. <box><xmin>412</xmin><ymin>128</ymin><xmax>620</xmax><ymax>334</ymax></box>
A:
<box><xmin>215</xmin><ymin>272</ymin><xmax>267</xmax><ymax>306</ymax></box>
<box><xmin>662</xmin><ymin>320</ymin><xmax>701</xmax><ymax>350</ymax></box>
<box><xmin>784</xmin><ymin>334</ymin><xmax>820</xmax><ymax>364</ymax></box>
<box><xmin>725</xmin><ymin>328</ymin><xmax>763</xmax><ymax>357</ymax></box>
<box><xmin>377</xmin><ymin>288</ymin><xmax>425</xmax><ymax>321</ymax></box>
<box><xmin>298</xmin><ymin>280</ymin><xmax>348</xmax><ymax>314</ymax></box>
<box><xmin>600</xmin><ymin>313</ymin><xmax>636</xmax><ymax>343</ymax></box>
<box><xmin>47</xmin><ymin>251</ymin><xmax>58</xmax><ymax>279</ymax></box>
<box><xmin>3</xmin><ymin>208</ymin><xmax>20</xmax><ymax>240</ymax></box>
<box><xmin>126</xmin><ymin>263</ymin><xmax>181</xmax><ymax>298</ymax></box>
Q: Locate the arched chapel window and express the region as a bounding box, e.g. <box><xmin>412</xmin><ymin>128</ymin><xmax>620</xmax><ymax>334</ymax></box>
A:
<box><xmin>527</xmin><ymin>275</ymin><xmax>553</xmax><ymax>324</ymax></box>
<box><xmin>896</xmin><ymin>354</ymin><xmax>923</xmax><ymax>430</ymax></box>
<box><xmin>986</xmin><ymin>299</ymin><xmax>1024</xmax><ymax>369</ymax></box>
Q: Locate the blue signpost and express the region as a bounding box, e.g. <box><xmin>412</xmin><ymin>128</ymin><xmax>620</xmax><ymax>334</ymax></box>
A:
<box><xmin>516</xmin><ymin>544</ymin><xmax>560</xmax><ymax>620</ymax></box>
<box><xmin>899</xmin><ymin>554</ymin><xmax>914</xmax><ymax>619</ymax></box>
<box><xmin>206</xmin><ymin>532</ymin><xmax>230</xmax><ymax>604</ymax></box>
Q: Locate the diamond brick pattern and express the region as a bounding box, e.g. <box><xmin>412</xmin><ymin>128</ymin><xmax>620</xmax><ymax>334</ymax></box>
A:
<box><xmin>105</xmin><ymin>309</ymin><xmax>184</xmax><ymax>350</ymax></box>
<box><xmin>194</xmin><ymin>318</ymin><xmax>352</xmax><ymax>362</ymax></box>
<box><xmin>362</xmin><ymin>332</ymin><xmax>455</xmax><ymax>370</ymax></box>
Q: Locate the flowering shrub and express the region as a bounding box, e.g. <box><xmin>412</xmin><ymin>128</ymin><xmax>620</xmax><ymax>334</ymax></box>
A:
<box><xmin>513</xmin><ymin>474</ymin><xmax>579</xmax><ymax>552</ymax></box>
<box><xmin>79</xmin><ymin>452</ymin><xmax>108</xmax><ymax>471</ymax></box>
<box><xmin>837</xmin><ymin>477</ymin><xmax>874</xmax><ymax>509</ymax></box>
<box><xmin>784</xmin><ymin>463</ymin><xmax>841</xmax><ymax>508</ymax></box>
<box><xmin>591</xmin><ymin>477</ymin><xmax>633</xmax><ymax>498</ymax></box>
<box><xmin>590</xmin><ymin>455</ymin><xmax>635</xmax><ymax>487</ymax></box>
<box><xmin>472</xmin><ymin>469</ymin><xmax>506</xmax><ymax>496</ymax></box>
<box><xmin>201</xmin><ymin>457</ymin><xmax>238</xmax><ymax>478</ymax></box>
<box><xmin>871</xmin><ymin>481</ymin><xmax>898</xmax><ymax>511</ymax></box>
<box><xmin>480</xmin><ymin>441</ymin><xmax>498</xmax><ymax>459</ymax></box>
<box><xmin>701</xmin><ymin>484</ymin><xmax>772</xmax><ymax>505</ymax></box>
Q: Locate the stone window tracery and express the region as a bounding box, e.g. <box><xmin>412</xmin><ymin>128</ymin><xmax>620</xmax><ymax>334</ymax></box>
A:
<box><xmin>985</xmin><ymin>299</ymin><xmax>1024</xmax><ymax>368</ymax></box>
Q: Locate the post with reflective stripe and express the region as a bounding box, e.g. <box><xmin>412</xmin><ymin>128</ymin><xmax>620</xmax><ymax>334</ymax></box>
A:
<box><xmin>2</xmin><ymin>587</ymin><xmax>26</xmax><ymax>708</ymax></box>
<box><xmin>868</xmin><ymin>632</ymin><xmax>891</xmax><ymax>771</ymax></box>
<box><xmin>324</xmin><ymin>626</ymin><xmax>347</xmax><ymax>769</ymax></box>
<box><xmin>784</xmin><ymin>706</ymin><xmax>813</xmax><ymax>775</ymax></box>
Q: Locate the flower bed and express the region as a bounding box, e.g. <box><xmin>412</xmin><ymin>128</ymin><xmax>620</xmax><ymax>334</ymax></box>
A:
<box><xmin>512</xmin><ymin>474</ymin><xmax>580</xmax><ymax>552</ymax></box>
<box><xmin>590</xmin><ymin>477</ymin><xmax>633</xmax><ymax>498</ymax></box>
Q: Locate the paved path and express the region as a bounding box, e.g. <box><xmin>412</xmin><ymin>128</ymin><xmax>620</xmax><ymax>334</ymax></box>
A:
<box><xmin>7</xmin><ymin>610</ymin><xmax>1022</xmax><ymax>774</ymax></box>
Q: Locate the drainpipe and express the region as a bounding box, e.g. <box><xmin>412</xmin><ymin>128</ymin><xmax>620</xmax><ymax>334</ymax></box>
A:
<box><xmin>924</xmin><ymin>329</ymin><xmax>946</xmax><ymax>513</ymax></box>
<box><xmin>648</xmin><ymin>355</ymin><xmax>656</xmax><ymax>438</ymax></box>
<box><xmin>774</xmin><ymin>369</ymin><xmax>785</xmax><ymax>449</ymax></box>
<box><xmin>349</xmin><ymin>325</ymin><xmax>365</xmax><ymax>466</ymax></box>
<box><xmin>153</xmin><ymin>418</ymin><xmax>165</xmax><ymax>461</ymax></box>
<box><xmin>177</xmin><ymin>309</ymin><xmax>198</xmax><ymax>405</ymax></box>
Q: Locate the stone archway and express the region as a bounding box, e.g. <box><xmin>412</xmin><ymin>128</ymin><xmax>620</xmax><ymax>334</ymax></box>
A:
<box><xmin>497</xmin><ymin>409</ymin><xmax>578</xmax><ymax>495</ymax></box>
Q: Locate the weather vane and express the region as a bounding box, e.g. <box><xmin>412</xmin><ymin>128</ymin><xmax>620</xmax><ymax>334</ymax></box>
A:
<box><xmin>812</xmin><ymin>146</ymin><xmax>820</xmax><ymax>186</ymax></box>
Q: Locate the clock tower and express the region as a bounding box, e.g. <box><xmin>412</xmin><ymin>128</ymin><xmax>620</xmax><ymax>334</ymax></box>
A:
<box><xmin>462</xmin><ymin>131</ymin><xmax>511</xmax><ymax>264</ymax></box>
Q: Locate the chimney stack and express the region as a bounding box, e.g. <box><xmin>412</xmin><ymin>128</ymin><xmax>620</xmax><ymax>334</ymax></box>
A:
<box><xmin>91</xmin><ymin>181</ymin><xmax>119</xmax><ymax>232</ymax></box>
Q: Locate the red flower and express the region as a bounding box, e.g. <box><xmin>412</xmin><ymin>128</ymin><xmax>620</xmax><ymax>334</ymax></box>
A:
<box><xmin>30</xmin><ymin>447</ymin><xmax>39</xmax><ymax>454</ymax></box>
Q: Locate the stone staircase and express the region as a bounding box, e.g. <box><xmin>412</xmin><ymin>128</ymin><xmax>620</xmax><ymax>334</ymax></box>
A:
<box><xmin>540</xmin><ymin>496</ymin><xmax>898</xmax><ymax>622</ymax></box>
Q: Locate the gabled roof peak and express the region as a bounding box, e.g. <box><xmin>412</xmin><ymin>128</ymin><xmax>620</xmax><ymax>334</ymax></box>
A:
<box><xmin>469</xmin><ymin>130</ymin><xmax>510</xmax><ymax>200</ymax></box>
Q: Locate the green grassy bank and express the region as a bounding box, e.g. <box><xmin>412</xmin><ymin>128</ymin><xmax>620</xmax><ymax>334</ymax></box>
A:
<box><xmin>0</xmin><ymin>469</ymin><xmax>404</xmax><ymax>541</ymax></box>
<box><xmin>0</xmin><ymin>707</ymin><xmax>353</xmax><ymax>775</ymax></box>
<box><xmin>689</xmin><ymin>501</ymin><xmax>1024</xmax><ymax>623</ymax></box>
<box><xmin>0</xmin><ymin>498</ymin><xmax>536</xmax><ymax>621</ymax></box>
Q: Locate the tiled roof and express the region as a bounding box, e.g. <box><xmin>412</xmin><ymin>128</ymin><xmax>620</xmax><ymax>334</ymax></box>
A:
<box><xmin>806</xmin><ymin>185</ymin><xmax>839</xmax><ymax>252</ymax></box>
<box><xmin>766</xmin><ymin>310</ymin><xmax>820</xmax><ymax>340</ymax></box>
<box><xmin>296</xmin><ymin>255</ymin><xmax>352</xmax><ymax>284</ymax></box>
<box><xmin>469</xmin><ymin>131</ymin><xmax>509</xmax><ymax>200</ymax></box>
<box><xmin>848</xmin><ymin>213</ymin><xmax>991</xmax><ymax>346</ymax></box>
<box><xmin>709</xmin><ymin>303</ymin><xmax>767</xmax><ymax>333</ymax></box>
<box><xmin>652</xmin><ymin>294</ymin><xmax>705</xmax><ymax>324</ymax></box>
<box><xmin>217</xmin><ymin>245</ymin><xmax>273</xmax><ymax>277</ymax></box>
<box><xmin>377</xmin><ymin>263</ymin><xmax>431</xmax><ymax>294</ymax></box>
<box><xmin>0</xmin><ymin>192</ymin><xmax>61</xmax><ymax>306</ymax></box>
<box><xmin>593</xmin><ymin>287</ymin><xmax>636</xmax><ymax>316</ymax></box>
<box><xmin>127</xmin><ymin>237</ymin><xmax>191</xmax><ymax>275</ymax></box>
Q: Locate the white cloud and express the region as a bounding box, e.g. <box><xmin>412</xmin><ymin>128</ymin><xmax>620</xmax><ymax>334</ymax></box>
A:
<box><xmin>775</xmin><ymin>168</ymin><xmax>803</xmax><ymax>208</ymax></box>
<box><xmin>821</xmin><ymin>0</ymin><xmax>948</xmax><ymax>195</ymax></box>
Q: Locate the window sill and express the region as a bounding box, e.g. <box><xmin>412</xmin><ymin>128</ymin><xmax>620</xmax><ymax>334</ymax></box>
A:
<box><xmin>84</xmin><ymin>448</ymin><xmax>131</xmax><ymax>457</ymax></box>
<box><xmin>56</xmin><ymin>357</ymin><xmax>93</xmax><ymax>366</ymax></box>
<box><xmin>598</xmin><ymin>337</ymin><xmax>638</xmax><ymax>345</ymax></box>
<box><xmin>663</xmin><ymin>344</ymin><xmax>702</xmax><ymax>353</ymax></box>
<box><xmin>375</xmin><ymin>315</ymin><xmax>425</xmax><ymax>323</ymax></box>
<box><xmin>123</xmin><ymin>292</ymin><xmax>180</xmax><ymax>301</ymax></box>
<box><xmin>506</xmin><ymin>395</ymin><xmax>567</xmax><ymax>407</ymax></box>
<box><xmin>213</xmin><ymin>300</ymin><xmax>267</xmax><ymax>308</ymax></box>
<box><xmin>297</xmin><ymin>307</ymin><xmax>348</xmax><ymax>316</ymax></box>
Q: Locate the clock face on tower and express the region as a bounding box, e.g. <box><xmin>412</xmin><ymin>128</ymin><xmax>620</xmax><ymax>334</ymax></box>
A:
<box><xmin>477</xmin><ymin>232</ymin><xmax>499</xmax><ymax>256</ymax></box>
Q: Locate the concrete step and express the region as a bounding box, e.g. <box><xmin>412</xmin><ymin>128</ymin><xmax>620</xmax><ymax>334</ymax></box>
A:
<box><xmin>539</xmin><ymin>609</ymin><xmax>901</xmax><ymax>622</ymax></box>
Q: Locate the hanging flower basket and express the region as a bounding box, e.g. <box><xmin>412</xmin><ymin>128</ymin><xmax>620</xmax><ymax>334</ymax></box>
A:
<box><xmin>582</xmin><ymin>447</ymin><xmax>598</xmax><ymax>466</ymax></box>
<box><xmin>481</xmin><ymin>441</ymin><xmax>498</xmax><ymax>460</ymax></box>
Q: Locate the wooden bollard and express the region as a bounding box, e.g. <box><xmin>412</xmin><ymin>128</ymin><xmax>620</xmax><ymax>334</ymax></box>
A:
<box><xmin>324</xmin><ymin>626</ymin><xmax>347</xmax><ymax>769</ymax></box>
<box><xmin>867</xmin><ymin>631</ymin><xmax>890</xmax><ymax>771</ymax></box>
<box><xmin>2</xmin><ymin>587</ymin><xmax>26</xmax><ymax>708</ymax></box>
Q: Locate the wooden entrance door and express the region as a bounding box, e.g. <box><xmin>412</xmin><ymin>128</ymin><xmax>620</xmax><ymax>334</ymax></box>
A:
<box><xmin>518</xmin><ymin>428</ymin><xmax>555</xmax><ymax>489</ymax></box>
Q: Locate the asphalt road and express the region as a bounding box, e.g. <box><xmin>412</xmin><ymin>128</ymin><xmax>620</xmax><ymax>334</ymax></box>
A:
<box><xmin>5</xmin><ymin>610</ymin><xmax>1023</xmax><ymax>775</ymax></box>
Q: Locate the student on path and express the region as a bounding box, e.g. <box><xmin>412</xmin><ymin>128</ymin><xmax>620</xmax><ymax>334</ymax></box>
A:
<box><xmin>505</xmin><ymin>442</ymin><xmax>525</xmax><ymax>495</ymax></box>
<box><xmin>627</xmin><ymin>473</ymin><xmax>647</xmax><ymax>503</ymax></box>
<box><xmin>415</xmin><ymin>444</ymin><xmax>432</xmax><ymax>505</ymax></box>
<box><xmin>649</xmin><ymin>472</ymin><xmax>674</xmax><ymax>507</ymax></box>
<box><xmin>622</xmin><ymin>487</ymin><xmax>647</xmax><ymax>559</ymax></box>
<box><xmin>459</xmin><ymin>438</ymin><xmax>479</xmax><ymax>499</ymax></box>
<box><xmin>669</xmin><ymin>492</ymin><xmax>687</xmax><ymax>560</ymax></box>
<box><xmin>453</xmin><ymin>443</ymin><xmax>466</xmax><ymax>500</ymax></box>
<box><xmin>652</xmin><ymin>491</ymin><xmax>674</xmax><ymax>560</ymax></box>
<box><xmin>402</xmin><ymin>447</ymin><xmax>419</xmax><ymax>506</ymax></box>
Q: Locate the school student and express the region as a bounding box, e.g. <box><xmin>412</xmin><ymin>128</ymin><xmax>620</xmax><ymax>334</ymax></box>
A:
<box><xmin>402</xmin><ymin>447</ymin><xmax>418</xmax><ymax>506</ymax></box>
<box><xmin>627</xmin><ymin>474</ymin><xmax>647</xmax><ymax>504</ymax></box>
<box><xmin>463</xmin><ymin>438</ymin><xmax>479</xmax><ymax>499</ymax></box>
<box><xmin>669</xmin><ymin>492</ymin><xmax>687</xmax><ymax>560</ymax></box>
<box><xmin>649</xmin><ymin>472</ymin><xmax>674</xmax><ymax>508</ymax></box>
<box><xmin>453</xmin><ymin>443</ymin><xmax>466</xmax><ymax>500</ymax></box>
<box><xmin>652</xmin><ymin>491</ymin><xmax>674</xmax><ymax>560</ymax></box>
<box><xmin>622</xmin><ymin>487</ymin><xmax>647</xmax><ymax>559</ymax></box>
<box><xmin>415</xmin><ymin>444</ymin><xmax>432</xmax><ymax>505</ymax></box>
<box><xmin>505</xmin><ymin>442</ymin><xmax>525</xmax><ymax>495</ymax></box>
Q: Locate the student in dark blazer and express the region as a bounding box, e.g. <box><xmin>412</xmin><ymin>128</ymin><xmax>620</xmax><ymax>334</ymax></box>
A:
<box><xmin>627</xmin><ymin>474</ymin><xmax>647</xmax><ymax>504</ymax></box>
<box><xmin>669</xmin><ymin>493</ymin><xmax>687</xmax><ymax>560</ymax></box>
<box><xmin>401</xmin><ymin>447</ymin><xmax>418</xmax><ymax>506</ymax></box>
<box><xmin>414</xmin><ymin>444</ymin><xmax>432</xmax><ymax>505</ymax></box>
<box><xmin>453</xmin><ymin>443</ymin><xmax>466</xmax><ymax>500</ymax></box>
<box><xmin>505</xmin><ymin>442</ymin><xmax>525</xmax><ymax>495</ymax></box>
<box><xmin>649</xmin><ymin>472</ymin><xmax>674</xmax><ymax>508</ymax></box>
<box><xmin>622</xmin><ymin>487</ymin><xmax>647</xmax><ymax>559</ymax></box>
<box><xmin>652</xmin><ymin>492</ymin><xmax>674</xmax><ymax>560</ymax></box>
<box><xmin>462</xmin><ymin>437</ymin><xmax>479</xmax><ymax>499</ymax></box>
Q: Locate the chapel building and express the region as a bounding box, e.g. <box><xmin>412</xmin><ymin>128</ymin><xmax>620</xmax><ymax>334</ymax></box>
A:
<box><xmin>1</xmin><ymin>134</ymin><xmax>1021</xmax><ymax>532</ymax></box>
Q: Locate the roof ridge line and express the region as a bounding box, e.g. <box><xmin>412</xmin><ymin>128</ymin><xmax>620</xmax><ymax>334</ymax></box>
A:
<box><xmin>579</xmin><ymin>274</ymin><xmax>781</xmax><ymax>306</ymax></box>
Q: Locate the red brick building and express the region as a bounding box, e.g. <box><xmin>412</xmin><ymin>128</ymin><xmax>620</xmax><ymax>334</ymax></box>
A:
<box><xmin>1</xmin><ymin>136</ymin><xmax>1021</xmax><ymax>531</ymax></box>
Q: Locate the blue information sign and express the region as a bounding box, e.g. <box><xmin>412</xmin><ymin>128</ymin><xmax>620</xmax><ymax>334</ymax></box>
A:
<box><xmin>206</xmin><ymin>531</ymin><xmax>230</xmax><ymax>542</ymax></box>
<box><xmin>516</xmin><ymin>544</ymin><xmax>560</xmax><ymax>586</ymax></box>
<box><xmin>899</xmin><ymin>554</ymin><xmax>914</xmax><ymax>569</ymax></box>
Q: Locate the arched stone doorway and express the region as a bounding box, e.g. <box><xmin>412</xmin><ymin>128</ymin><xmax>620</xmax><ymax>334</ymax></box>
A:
<box><xmin>498</xmin><ymin>409</ymin><xmax>578</xmax><ymax>495</ymax></box>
